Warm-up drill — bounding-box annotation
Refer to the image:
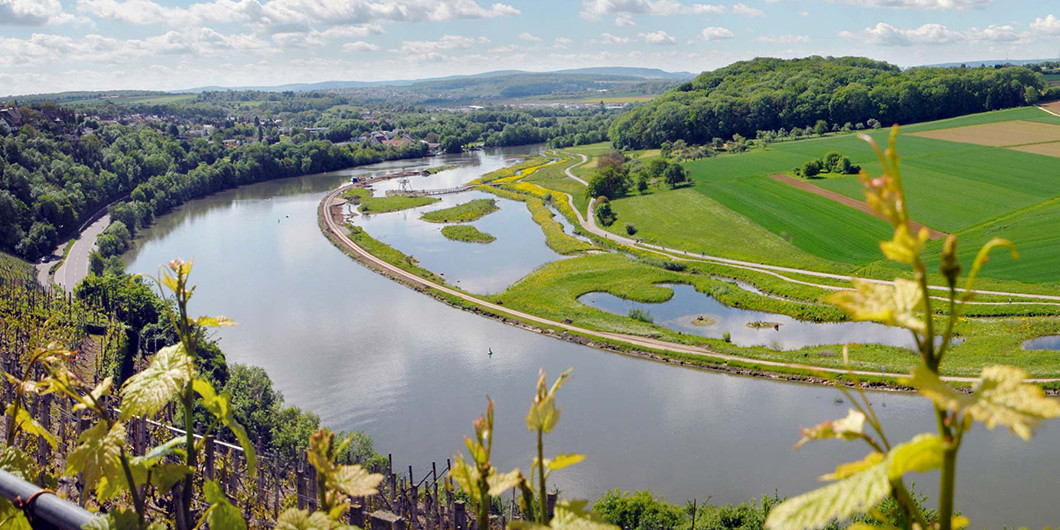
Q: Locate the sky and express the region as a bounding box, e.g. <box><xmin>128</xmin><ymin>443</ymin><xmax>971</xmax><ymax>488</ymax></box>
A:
<box><xmin>0</xmin><ymin>0</ymin><xmax>1058</xmax><ymax>95</ymax></box>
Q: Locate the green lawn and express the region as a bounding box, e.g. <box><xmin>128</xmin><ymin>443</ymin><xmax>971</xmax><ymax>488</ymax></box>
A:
<box><xmin>604</xmin><ymin>188</ymin><xmax>845</xmax><ymax>271</ymax></box>
<box><xmin>421</xmin><ymin>199</ymin><xmax>498</xmax><ymax>223</ymax></box>
<box><xmin>344</xmin><ymin>188</ymin><xmax>440</xmax><ymax>214</ymax></box>
<box><xmin>441</xmin><ymin>224</ymin><xmax>496</xmax><ymax>243</ymax></box>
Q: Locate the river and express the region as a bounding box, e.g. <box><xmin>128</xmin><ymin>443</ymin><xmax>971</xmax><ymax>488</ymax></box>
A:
<box><xmin>124</xmin><ymin>146</ymin><xmax>1060</xmax><ymax>527</ymax></box>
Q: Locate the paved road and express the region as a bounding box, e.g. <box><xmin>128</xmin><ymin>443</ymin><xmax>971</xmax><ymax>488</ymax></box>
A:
<box><xmin>321</xmin><ymin>183</ymin><xmax>1060</xmax><ymax>383</ymax></box>
<box><xmin>564</xmin><ymin>153</ymin><xmax>589</xmax><ymax>185</ymax></box>
<box><xmin>54</xmin><ymin>214</ymin><xmax>110</xmax><ymax>292</ymax></box>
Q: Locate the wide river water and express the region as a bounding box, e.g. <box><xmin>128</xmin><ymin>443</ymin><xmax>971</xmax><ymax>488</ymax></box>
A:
<box><xmin>125</xmin><ymin>146</ymin><xmax>1060</xmax><ymax>527</ymax></box>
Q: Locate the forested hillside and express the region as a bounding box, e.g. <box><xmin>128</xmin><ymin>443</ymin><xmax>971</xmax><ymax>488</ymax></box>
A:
<box><xmin>0</xmin><ymin>100</ymin><xmax>614</xmax><ymax>260</ymax></box>
<box><xmin>609</xmin><ymin>56</ymin><xmax>1052</xmax><ymax>148</ymax></box>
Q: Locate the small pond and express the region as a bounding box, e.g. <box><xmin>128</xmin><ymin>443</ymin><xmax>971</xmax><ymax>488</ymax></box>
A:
<box><xmin>579</xmin><ymin>283</ymin><xmax>922</xmax><ymax>350</ymax></box>
<box><xmin>351</xmin><ymin>189</ymin><xmax>563</xmax><ymax>295</ymax></box>
<box><xmin>1023</xmin><ymin>335</ymin><xmax>1060</xmax><ymax>350</ymax></box>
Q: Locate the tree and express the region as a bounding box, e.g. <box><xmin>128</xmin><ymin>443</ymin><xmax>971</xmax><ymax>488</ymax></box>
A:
<box><xmin>663</xmin><ymin>163</ymin><xmax>688</xmax><ymax>188</ymax></box>
<box><xmin>636</xmin><ymin>175</ymin><xmax>648</xmax><ymax>193</ymax></box>
<box><xmin>814</xmin><ymin>119</ymin><xmax>829</xmax><ymax>136</ymax></box>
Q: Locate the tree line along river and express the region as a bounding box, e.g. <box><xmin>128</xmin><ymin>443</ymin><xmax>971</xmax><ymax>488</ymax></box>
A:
<box><xmin>123</xmin><ymin>146</ymin><xmax>1060</xmax><ymax>528</ymax></box>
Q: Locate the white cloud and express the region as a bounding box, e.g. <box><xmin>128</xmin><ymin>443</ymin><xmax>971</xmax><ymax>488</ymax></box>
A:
<box><xmin>840</xmin><ymin>21</ymin><xmax>1021</xmax><ymax>46</ymax></box>
<box><xmin>800</xmin><ymin>10</ymin><xmax>809</xmax><ymax>16</ymax></box>
<box><xmin>756</xmin><ymin>34</ymin><xmax>809</xmax><ymax>43</ymax></box>
<box><xmin>519</xmin><ymin>32</ymin><xmax>542</xmax><ymax>41</ymax></box>
<box><xmin>599</xmin><ymin>32</ymin><xmax>631</xmax><ymax>44</ymax></box>
<box><xmin>0</xmin><ymin>28</ymin><xmax>272</xmax><ymax>68</ymax></box>
<box><xmin>580</xmin><ymin>0</ymin><xmax>726</xmax><ymax>20</ymax></box>
<box><xmin>77</xmin><ymin>0</ymin><xmax>520</xmax><ymax>29</ymax></box>
<box><xmin>732</xmin><ymin>3</ymin><xmax>764</xmax><ymax>16</ymax></box>
<box><xmin>270</xmin><ymin>23</ymin><xmax>382</xmax><ymax>48</ymax></box>
<box><xmin>0</xmin><ymin>0</ymin><xmax>81</xmax><ymax>26</ymax></box>
<box><xmin>554</xmin><ymin>36</ymin><xmax>574</xmax><ymax>48</ymax></box>
<box><xmin>615</xmin><ymin>14</ymin><xmax>636</xmax><ymax>26</ymax></box>
<box><xmin>399</xmin><ymin>34</ymin><xmax>489</xmax><ymax>54</ymax></box>
<box><xmin>342</xmin><ymin>41</ymin><xmax>380</xmax><ymax>52</ymax></box>
<box><xmin>828</xmin><ymin>0</ymin><xmax>991</xmax><ymax>10</ymax></box>
<box><xmin>699</xmin><ymin>26</ymin><xmax>735</xmax><ymax>41</ymax></box>
<box><xmin>1030</xmin><ymin>14</ymin><xmax>1060</xmax><ymax>35</ymax></box>
<box><xmin>638</xmin><ymin>30</ymin><xmax>676</xmax><ymax>45</ymax></box>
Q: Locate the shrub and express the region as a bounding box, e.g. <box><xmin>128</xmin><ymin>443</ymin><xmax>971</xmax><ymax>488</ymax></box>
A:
<box><xmin>627</xmin><ymin>308</ymin><xmax>654</xmax><ymax>323</ymax></box>
<box><xmin>625</xmin><ymin>223</ymin><xmax>637</xmax><ymax>235</ymax></box>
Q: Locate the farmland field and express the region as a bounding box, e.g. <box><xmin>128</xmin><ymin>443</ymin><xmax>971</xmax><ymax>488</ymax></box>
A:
<box><xmin>600</xmin><ymin>107</ymin><xmax>1060</xmax><ymax>284</ymax></box>
<box><xmin>909</xmin><ymin>120</ymin><xmax>1060</xmax><ymax>146</ymax></box>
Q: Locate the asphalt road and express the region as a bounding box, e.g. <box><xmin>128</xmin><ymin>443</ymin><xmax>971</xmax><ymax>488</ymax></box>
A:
<box><xmin>53</xmin><ymin>214</ymin><xmax>110</xmax><ymax>292</ymax></box>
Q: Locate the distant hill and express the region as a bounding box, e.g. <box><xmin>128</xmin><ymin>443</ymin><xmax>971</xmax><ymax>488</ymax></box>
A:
<box><xmin>553</xmin><ymin>67</ymin><xmax>694</xmax><ymax>80</ymax></box>
<box><xmin>175</xmin><ymin>67</ymin><xmax>694</xmax><ymax>93</ymax></box>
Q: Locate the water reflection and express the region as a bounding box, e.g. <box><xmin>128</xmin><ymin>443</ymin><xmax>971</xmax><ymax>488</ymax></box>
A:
<box><xmin>351</xmin><ymin>189</ymin><xmax>564</xmax><ymax>294</ymax></box>
<box><xmin>579</xmin><ymin>283</ymin><xmax>919</xmax><ymax>350</ymax></box>
<box><xmin>1023</xmin><ymin>335</ymin><xmax>1060</xmax><ymax>350</ymax></box>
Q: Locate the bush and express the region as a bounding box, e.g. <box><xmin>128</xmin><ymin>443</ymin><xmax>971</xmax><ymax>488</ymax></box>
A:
<box><xmin>594</xmin><ymin>490</ymin><xmax>683</xmax><ymax>530</ymax></box>
<box><xmin>627</xmin><ymin>308</ymin><xmax>654</xmax><ymax>323</ymax></box>
<box><xmin>625</xmin><ymin>223</ymin><xmax>637</xmax><ymax>235</ymax></box>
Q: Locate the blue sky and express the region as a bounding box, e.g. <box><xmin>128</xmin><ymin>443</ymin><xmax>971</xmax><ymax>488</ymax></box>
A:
<box><xmin>0</xmin><ymin>0</ymin><xmax>1058</xmax><ymax>94</ymax></box>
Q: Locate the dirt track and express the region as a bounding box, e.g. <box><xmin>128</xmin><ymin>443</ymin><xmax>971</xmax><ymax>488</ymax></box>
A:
<box><xmin>768</xmin><ymin>173</ymin><xmax>949</xmax><ymax>240</ymax></box>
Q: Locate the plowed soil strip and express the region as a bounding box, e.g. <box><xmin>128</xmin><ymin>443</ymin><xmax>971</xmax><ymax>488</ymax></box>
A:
<box><xmin>768</xmin><ymin>173</ymin><xmax>949</xmax><ymax>240</ymax></box>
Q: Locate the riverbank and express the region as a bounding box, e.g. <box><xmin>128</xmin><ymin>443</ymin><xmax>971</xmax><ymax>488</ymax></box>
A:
<box><xmin>320</xmin><ymin>181</ymin><xmax>1060</xmax><ymax>391</ymax></box>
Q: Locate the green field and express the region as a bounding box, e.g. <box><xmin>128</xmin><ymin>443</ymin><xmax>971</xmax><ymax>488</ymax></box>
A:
<box><xmin>441</xmin><ymin>224</ymin><xmax>495</xmax><ymax>243</ymax></box>
<box><xmin>421</xmin><ymin>199</ymin><xmax>498</xmax><ymax>223</ymax></box>
<box><xmin>344</xmin><ymin>187</ymin><xmax>440</xmax><ymax>214</ymax></box>
<box><xmin>671</xmin><ymin>107</ymin><xmax>1060</xmax><ymax>282</ymax></box>
<box><xmin>602</xmin><ymin>188</ymin><xmax>844</xmax><ymax>271</ymax></box>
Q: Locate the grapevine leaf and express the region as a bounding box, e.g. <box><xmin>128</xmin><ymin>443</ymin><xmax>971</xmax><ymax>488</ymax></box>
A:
<box><xmin>819</xmin><ymin>452</ymin><xmax>884</xmax><ymax>481</ymax></box>
<box><xmin>826</xmin><ymin>279</ymin><xmax>925</xmax><ymax>334</ymax></box>
<box><xmin>549</xmin><ymin>499</ymin><xmax>620</xmax><ymax>530</ymax></box>
<box><xmin>193</xmin><ymin>378</ymin><xmax>258</xmax><ymax>475</ymax></box>
<box><xmin>449</xmin><ymin>456</ymin><xmax>481</xmax><ymax>499</ymax></box>
<box><xmin>5</xmin><ymin>406</ymin><xmax>56</xmax><ymax>448</ymax></box>
<box><xmin>196</xmin><ymin>480</ymin><xmax>247</xmax><ymax>530</ymax></box>
<box><xmin>486</xmin><ymin>468</ymin><xmax>523</xmax><ymax>496</ymax></box>
<box><xmin>276</xmin><ymin>508</ymin><xmax>344</xmax><ymax>530</ymax></box>
<box><xmin>886</xmin><ymin>433</ymin><xmax>943</xmax><ymax>480</ymax></box>
<box><xmin>149</xmin><ymin>463</ymin><xmax>192</xmax><ymax>492</ymax></box>
<box><xmin>328</xmin><ymin>464</ymin><xmax>384</xmax><ymax>498</ymax></box>
<box><xmin>66</xmin><ymin>422</ymin><xmax>127</xmax><ymax>500</ymax></box>
<box><xmin>0</xmin><ymin>497</ymin><xmax>31</xmax><ymax>530</ymax></box>
<box><xmin>764</xmin><ymin>459</ymin><xmax>889</xmax><ymax>530</ymax></box>
<box><xmin>120</xmin><ymin>343</ymin><xmax>194</xmax><ymax>419</ymax></box>
<box><xmin>141</xmin><ymin>436</ymin><xmax>186</xmax><ymax>464</ymax></box>
<box><xmin>795</xmin><ymin>409</ymin><xmax>866</xmax><ymax>449</ymax></box>
<box><xmin>910</xmin><ymin>364</ymin><xmax>1060</xmax><ymax>440</ymax></box>
<box><xmin>547</xmin><ymin>453</ymin><xmax>586</xmax><ymax>473</ymax></box>
<box><xmin>74</xmin><ymin>377</ymin><xmax>113</xmax><ymax>412</ymax></box>
<box><xmin>80</xmin><ymin>508</ymin><xmax>139</xmax><ymax>530</ymax></box>
<box><xmin>880</xmin><ymin>225</ymin><xmax>928</xmax><ymax>266</ymax></box>
<box><xmin>0</xmin><ymin>446</ymin><xmax>35</xmax><ymax>480</ymax></box>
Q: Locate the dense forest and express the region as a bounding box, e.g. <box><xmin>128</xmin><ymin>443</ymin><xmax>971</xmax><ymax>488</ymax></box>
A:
<box><xmin>609</xmin><ymin>56</ymin><xmax>1054</xmax><ymax>149</ymax></box>
<box><xmin>0</xmin><ymin>100</ymin><xmax>614</xmax><ymax>260</ymax></box>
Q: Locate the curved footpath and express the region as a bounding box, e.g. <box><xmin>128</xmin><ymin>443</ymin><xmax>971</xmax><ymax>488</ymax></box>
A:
<box><xmin>319</xmin><ymin>183</ymin><xmax>1060</xmax><ymax>385</ymax></box>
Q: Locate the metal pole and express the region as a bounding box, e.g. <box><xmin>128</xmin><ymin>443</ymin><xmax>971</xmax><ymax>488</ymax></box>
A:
<box><xmin>0</xmin><ymin>469</ymin><xmax>99</xmax><ymax>529</ymax></box>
